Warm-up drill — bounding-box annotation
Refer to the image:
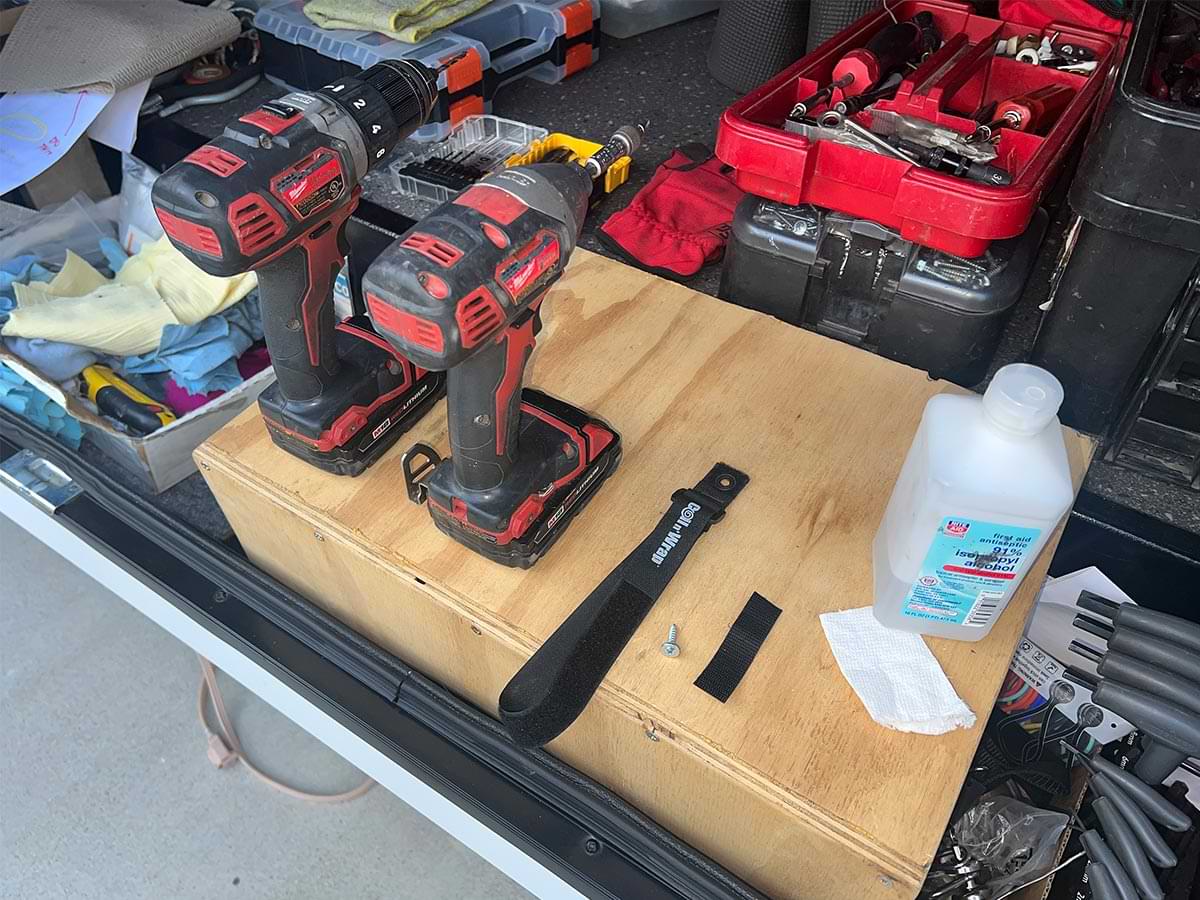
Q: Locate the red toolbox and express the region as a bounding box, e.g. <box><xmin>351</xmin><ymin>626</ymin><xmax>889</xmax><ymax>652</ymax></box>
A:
<box><xmin>714</xmin><ymin>0</ymin><xmax>1122</xmax><ymax>257</ymax></box>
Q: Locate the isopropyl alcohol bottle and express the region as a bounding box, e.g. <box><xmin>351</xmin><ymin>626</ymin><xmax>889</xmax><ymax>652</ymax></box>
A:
<box><xmin>872</xmin><ymin>364</ymin><xmax>1074</xmax><ymax>641</ymax></box>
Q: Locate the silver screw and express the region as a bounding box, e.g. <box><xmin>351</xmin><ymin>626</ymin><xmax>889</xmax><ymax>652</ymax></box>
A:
<box><xmin>661</xmin><ymin>624</ymin><xmax>679</xmax><ymax>658</ymax></box>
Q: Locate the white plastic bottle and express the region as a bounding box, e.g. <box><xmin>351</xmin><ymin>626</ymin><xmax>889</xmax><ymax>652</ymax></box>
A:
<box><xmin>872</xmin><ymin>364</ymin><xmax>1074</xmax><ymax>641</ymax></box>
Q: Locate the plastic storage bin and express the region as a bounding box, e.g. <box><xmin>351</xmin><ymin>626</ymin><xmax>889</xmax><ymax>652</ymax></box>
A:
<box><xmin>718</xmin><ymin>196</ymin><xmax>1047</xmax><ymax>386</ymax></box>
<box><xmin>254</xmin><ymin>0</ymin><xmax>600</xmax><ymax>141</ymax></box>
<box><xmin>1033</xmin><ymin>0</ymin><xmax>1200</xmax><ymax>440</ymax></box>
<box><xmin>598</xmin><ymin>0</ymin><xmax>718</xmax><ymax>38</ymax></box>
<box><xmin>391</xmin><ymin>120</ymin><xmax>632</xmax><ymax>204</ymax></box>
<box><xmin>714</xmin><ymin>0</ymin><xmax>1120</xmax><ymax>257</ymax></box>
<box><xmin>390</xmin><ymin>115</ymin><xmax>548</xmax><ymax>203</ymax></box>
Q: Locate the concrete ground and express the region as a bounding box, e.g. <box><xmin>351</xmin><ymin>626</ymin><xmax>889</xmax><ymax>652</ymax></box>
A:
<box><xmin>0</xmin><ymin>519</ymin><xmax>534</xmax><ymax>900</ymax></box>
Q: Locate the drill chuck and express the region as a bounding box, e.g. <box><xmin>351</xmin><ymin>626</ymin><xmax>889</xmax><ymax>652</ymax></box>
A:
<box><xmin>316</xmin><ymin>59</ymin><xmax>439</xmax><ymax>167</ymax></box>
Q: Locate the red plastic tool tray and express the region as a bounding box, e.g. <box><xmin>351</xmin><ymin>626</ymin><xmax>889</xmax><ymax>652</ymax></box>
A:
<box><xmin>714</xmin><ymin>0</ymin><xmax>1121</xmax><ymax>257</ymax></box>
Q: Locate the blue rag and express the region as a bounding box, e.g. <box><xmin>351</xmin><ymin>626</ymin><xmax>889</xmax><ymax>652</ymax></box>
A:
<box><xmin>0</xmin><ymin>255</ymin><xmax>53</xmax><ymax>323</ymax></box>
<box><xmin>99</xmin><ymin>237</ymin><xmax>130</xmax><ymax>274</ymax></box>
<box><xmin>0</xmin><ymin>362</ymin><xmax>83</xmax><ymax>448</ymax></box>
<box><xmin>3</xmin><ymin>336</ymin><xmax>98</xmax><ymax>381</ymax></box>
<box><xmin>119</xmin><ymin>294</ymin><xmax>263</xmax><ymax>395</ymax></box>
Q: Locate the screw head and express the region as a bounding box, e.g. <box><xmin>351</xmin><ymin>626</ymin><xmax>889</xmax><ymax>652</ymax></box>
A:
<box><xmin>660</xmin><ymin>641</ymin><xmax>679</xmax><ymax>658</ymax></box>
<box><xmin>584</xmin><ymin>838</ymin><xmax>601</xmax><ymax>856</ymax></box>
<box><xmin>258</xmin><ymin>133</ymin><xmax>272</xmax><ymax>149</ymax></box>
<box><xmin>474</xmin><ymin>414</ymin><xmax>491</xmax><ymax>426</ymax></box>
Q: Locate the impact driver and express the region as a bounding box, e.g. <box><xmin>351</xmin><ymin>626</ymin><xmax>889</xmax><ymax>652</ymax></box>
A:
<box><xmin>363</xmin><ymin>126</ymin><xmax>642</xmax><ymax>567</ymax></box>
<box><xmin>152</xmin><ymin>60</ymin><xmax>450</xmax><ymax>475</ymax></box>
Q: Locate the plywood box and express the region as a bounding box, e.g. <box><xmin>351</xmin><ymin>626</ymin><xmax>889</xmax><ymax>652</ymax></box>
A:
<box><xmin>196</xmin><ymin>250</ymin><xmax>1093</xmax><ymax>900</ymax></box>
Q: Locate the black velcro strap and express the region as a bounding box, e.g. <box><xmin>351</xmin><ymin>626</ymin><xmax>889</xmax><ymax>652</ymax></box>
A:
<box><xmin>499</xmin><ymin>463</ymin><xmax>749</xmax><ymax>748</ymax></box>
<box><xmin>694</xmin><ymin>593</ymin><xmax>781</xmax><ymax>703</ymax></box>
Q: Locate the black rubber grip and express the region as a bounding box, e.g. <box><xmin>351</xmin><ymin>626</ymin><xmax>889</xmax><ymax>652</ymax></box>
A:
<box><xmin>862</xmin><ymin>18</ymin><xmax>925</xmax><ymax>74</ymax></box>
<box><xmin>1090</xmin><ymin>756</ymin><xmax>1191</xmax><ymax>832</ymax></box>
<box><xmin>445</xmin><ymin>323</ymin><xmax>530</xmax><ymax>491</ymax></box>
<box><xmin>1108</xmin><ymin>628</ymin><xmax>1200</xmax><ymax>685</ymax></box>
<box><xmin>257</xmin><ymin>231</ymin><xmax>345</xmax><ymax>401</ymax></box>
<box><xmin>1082</xmin><ymin>829</ymin><xmax>1139</xmax><ymax>900</ymax></box>
<box><xmin>1116</xmin><ymin>606</ymin><xmax>1200</xmax><ymax>656</ymax></box>
<box><xmin>93</xmin><ymin>387</ymin><xmax>168</xmax><ymax>436</ymax></box>
<box><xmin>1099</xmin><ymin>651</ymin><xmax>1200</xmax><ymax>716</ymax></box>
<box><xmin>1087</xmin><ymin>859</ymin><xmax>1126</xmax><ymax>900</ymax></box>
<box><xmin>1077</xmin><ymin>592</ymin><xmax>1200</xmax><ymax>656</ymax></box>
<box><xmin>1093</xmin><ymin>683</ymin><xmax>1200</xmax><ymax>781</ymax></box>
<box><xmin>1091</xmin><ymin>772</ymin><xmax>1178</xmax><ymax>869</ymax></box>
<box><xmin>1093</xmin><ymin>797</ymin><xmax>1164</xmax><ymax>900</ymax></box>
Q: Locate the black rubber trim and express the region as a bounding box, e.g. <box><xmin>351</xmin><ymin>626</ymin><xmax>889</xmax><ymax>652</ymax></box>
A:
<box><xmin>0</xmin><ymin>410</ymin><xmax>767</xmax><ymax>900</ymax></box>
<box><xmin>401</xmin><ymin>674</ymin><xmax>768</xmax><ymax>900</ymax></box>
<box><xmin>694</xmin><ymin>593</ymin><xmax>782</xmax><ymax>703</ymax></box>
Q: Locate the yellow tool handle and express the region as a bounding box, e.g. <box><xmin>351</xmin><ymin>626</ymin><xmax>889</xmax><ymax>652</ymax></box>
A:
<box><xmin>82</xmin><ymin>365</ymin><xmax>176</xmax><ymax>435</ymax></box>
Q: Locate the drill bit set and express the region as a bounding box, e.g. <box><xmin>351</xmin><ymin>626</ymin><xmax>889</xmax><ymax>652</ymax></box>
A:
<box><xmin>391</xmin><ymin>115</ymin><xmax>549</xmax><ymax>203</ymax></box>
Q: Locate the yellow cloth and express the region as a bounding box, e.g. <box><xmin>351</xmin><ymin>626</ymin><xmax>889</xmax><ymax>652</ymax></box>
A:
<box><xmin>2</xmin><ymin>239</ymin><xmax>257</xmax><ymax>356</ymax></box>
<box><xmin>304</xmin><ymin>0</ymin><xmax>492</xmax><ymax>43</ymax></box>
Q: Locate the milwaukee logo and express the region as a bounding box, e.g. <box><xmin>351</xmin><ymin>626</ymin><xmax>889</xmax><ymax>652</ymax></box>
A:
<box><xmin>651</xmin><ymin>502</ymin><xmax>701</xmax><ymax>566</ymax></box>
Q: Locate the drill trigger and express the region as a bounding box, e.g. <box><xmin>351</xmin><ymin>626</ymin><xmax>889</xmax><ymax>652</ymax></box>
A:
<box><xmin>402</xmin><ymin>443</ymin><xmax>443</xmax><ymax>504</ymax></box>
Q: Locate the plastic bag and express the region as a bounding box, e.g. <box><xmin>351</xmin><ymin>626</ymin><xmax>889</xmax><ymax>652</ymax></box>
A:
<box><xmin>0</xmin><ymin>193</ymin><xmax>116</xmax><ymax>269</ymax></box>
<box><xmin>953</xmin><ymin>797</ymin><xmax>1068</xmax><ymax>895</ymax></box>
<box><xmin>117</xmin><ymin>153</ymin><xmax>165</xmax><ymax>253</ymax></box>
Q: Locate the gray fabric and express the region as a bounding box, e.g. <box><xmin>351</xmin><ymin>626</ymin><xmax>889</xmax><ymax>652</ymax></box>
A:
<box><xmin>0</xmin><ymin>0</ymin><xmax>241</xmax><ymax>93</ymax></box>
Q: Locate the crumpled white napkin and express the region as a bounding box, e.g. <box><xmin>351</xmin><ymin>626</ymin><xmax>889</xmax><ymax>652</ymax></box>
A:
<box><xmin>820</xmin><ymin>607</ymin><xmax>976</xmax><ymax>735</ymax></box>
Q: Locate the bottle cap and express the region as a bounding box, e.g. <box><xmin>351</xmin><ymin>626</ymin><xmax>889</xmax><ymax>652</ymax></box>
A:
<box><xmin>982</xmin><ymin>364</ymin><xmax>1063</xmax><ymax>435</ymax></box>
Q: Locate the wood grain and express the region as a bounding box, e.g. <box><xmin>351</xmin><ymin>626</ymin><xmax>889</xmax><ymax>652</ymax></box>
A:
<box><xmin>197</xmin><ymin>249</ymin><xmax>1093</xmax><ymax>899</ymax></box>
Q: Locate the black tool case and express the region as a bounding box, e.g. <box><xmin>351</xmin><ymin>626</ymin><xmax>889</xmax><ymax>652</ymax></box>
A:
<box><xmin>1032</xmin><ymin>0</ymin><xmax>1200</xmax><ymax>439</ymax></box>
<box><xmin>718</xmin><ymin>196</ymin><xmax>1048</xmax><ymax>387</ymax></box>
<box><xmin>1106</xmin><ymin>283</ymin><xmax>1200</xmax><ymax>490</ymax></box>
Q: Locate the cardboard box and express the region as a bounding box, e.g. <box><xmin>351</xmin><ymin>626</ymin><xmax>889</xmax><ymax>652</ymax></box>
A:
<box><xmin>1</xmin><ymin>347</ymin><xmax>272</xmax><ymax>493</ymax></box>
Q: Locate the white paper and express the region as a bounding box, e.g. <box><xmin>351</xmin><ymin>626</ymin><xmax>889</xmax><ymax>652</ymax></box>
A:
<box><xmin>88</xmin><ymin>79</ymin><xmax>151</xmax><ymax>153</ymax></box>
<box><xmin>1027</xmin><ymin>567</ymin><xmax>1133</xmax><ymax>681</ymax></box>
<box><xmin>820</xmin><ymin>606</ymin><xmax>976</xmax><ymax>735</ymax></box>
<box><xmin>0</xmin><ymin>88</ymin><xmax>113</xmax><ymax>195</ymax></box>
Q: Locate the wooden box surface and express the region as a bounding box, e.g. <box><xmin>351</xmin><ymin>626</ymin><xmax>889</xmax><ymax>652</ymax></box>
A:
<box><xmin>196</xmin><ymin>250</ymin><xmax>1092</xmax><ymax>900</ymax></box>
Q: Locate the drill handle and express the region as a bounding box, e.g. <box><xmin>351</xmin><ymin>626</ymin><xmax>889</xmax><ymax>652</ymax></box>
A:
<box><xmin>446</xmin><ymin>312</ymin><xmax>537</xmax><ymax>492</ymax></box>
<box><xmin>257</xmin><ymin>203</ymin><xmax>355</xmax><ymax>401</ymax></box>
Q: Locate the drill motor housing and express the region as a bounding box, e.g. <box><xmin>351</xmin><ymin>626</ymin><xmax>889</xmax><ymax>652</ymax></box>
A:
<box><xmin>152</xmin><ymin>61</ymin><xmax>446</xmax><ymax>475</ymax></box>
<box><xmin>364</xmin><ymin>162</ymin><xmax>621</xmax><ymax>566</ymax></box>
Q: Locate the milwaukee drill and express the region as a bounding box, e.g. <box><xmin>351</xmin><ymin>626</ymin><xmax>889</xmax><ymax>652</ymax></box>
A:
<box><xmin>362</xmin><ymin>127</ymin><xmax>642</xmax><ymax>567</ymax></box>
<box><xmin>152</xmin><ymin>60</ymin><xmax>449</xmax><ymax>475</ymax></box>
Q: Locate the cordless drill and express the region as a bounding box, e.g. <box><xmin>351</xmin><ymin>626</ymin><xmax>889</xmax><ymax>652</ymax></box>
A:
<box><xmin>362</xmin><ymin>127</ymin><xmax>642</xmax><ymax>567</ymax></box>
<box><xmin>151</xmin><ymin>60</ymin><xmax>450</xmax><ymax>475</ymax></box>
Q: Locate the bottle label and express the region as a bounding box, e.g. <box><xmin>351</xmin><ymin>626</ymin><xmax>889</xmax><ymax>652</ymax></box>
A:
<box><xmin>901</xmin><ymin>517</ymin><xmax>1042</xmax><ymax>627</ymax></box>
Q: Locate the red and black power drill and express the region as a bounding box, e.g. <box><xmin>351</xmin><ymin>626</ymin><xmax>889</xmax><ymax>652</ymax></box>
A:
<box><xmin>362</xmin><ymin>126</ymin><xmax>642</xmax><ymax>567</ymax></box>
<box><xmin>152</xmin><ymin>60</ymin><xmax>450</xmax><ymax>475</ymax></box>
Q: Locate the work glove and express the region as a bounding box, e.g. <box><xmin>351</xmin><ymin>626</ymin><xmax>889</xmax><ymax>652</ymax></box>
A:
<box><xmin>599</xmin><ymin>144</ymin><xmax>744</xmax><ymax>279</ymax></box>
